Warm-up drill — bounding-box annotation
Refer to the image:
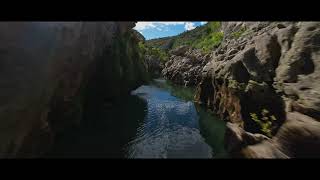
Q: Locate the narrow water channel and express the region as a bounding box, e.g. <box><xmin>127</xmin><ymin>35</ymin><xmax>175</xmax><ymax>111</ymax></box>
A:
<box><xmin>48</xmin><ymin>79</ymin><xmax>228</xmax><ymax>158</ymax></box>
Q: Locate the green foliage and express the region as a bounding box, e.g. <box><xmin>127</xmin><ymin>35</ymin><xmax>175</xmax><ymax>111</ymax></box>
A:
<box><xmin>145</xmin><ymin>36</ymin><xmax>174</xmax><ymax>50</ymax></box>
<box><xmin>231</xmin><ymin>26</ymin><xmax>247</xmax><ymax>39</ymax></box>
<box><xmin>172</xmin><ymin>21</ymin><xmax>223</xmax><ymax>53</ymax></box>
<box><xmin>193</xmin><ymin>31</ymin><xmax>224</xmax><ymax>53</ymax></box>
<box><xmin>207</xmin><ymin>22</ymin><xmax>222</xmax><ymax>33</ymax></box>
<box><xmin>138</xmin><ymin>41</ymin><xmax>147</xmax><ymax>55</ymax></box>
<box><xmin>228</xmin><ymin>79</ymin><xmax>246</xmax><ymax>91</ymax></box>
<box><xmin>138</xmin><ymin>41</ymin><xmax>169</xmax><ymax>62</ymax></box>
<box><xmin>146</xmin><ymin>21</ymin><xmax>224</xmax><ymax>54</ymax></box>
<box><xmin>150</xmin><ymin>47</ymin><xmax>169</xmax><ymax>62</ymax></box>
<box><xmin>250</xmin><ymin>108</ymin><xmax>277</xmax><ymax>137</ymax></box>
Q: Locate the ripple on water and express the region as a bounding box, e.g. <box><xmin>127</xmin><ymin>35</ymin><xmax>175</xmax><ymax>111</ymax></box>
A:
<box><xmin>125</xmin><ymin>84</ymin><xmax>214</xmax><ymax>158</ymax></box>
<box><xmin>49</xmin><ymin>79</ymin><xmax>227</xmax><ymax>158</ymax></box>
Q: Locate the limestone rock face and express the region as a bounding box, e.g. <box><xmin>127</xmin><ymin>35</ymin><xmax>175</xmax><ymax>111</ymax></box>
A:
<box><xmin>274</xmin><ymin>22</ymin><xmax>320</xmax><ymax>120</ymax></box>
<box><xmin>0</xmin><ymin>22</ymin><xmax>147</xmax><ymax>158</ymax></box>
<box><xmin>240</xmin><ymin>112</ymin><xmax>320</xmax><ymax>158</ymax></box>
<box><xmin>194</xmin><ymin>22</ymin><xmax>320</xmax><ymax>158</ymax></box>
<box><xmin>162</xmin><ymin>47</ymin><xmax>211</xmax><ymax>86</ymax></box>
<box><xmin>145</xmin><ymin>55</ymin><xmax>164</xmax><ymax>77</ymax></box>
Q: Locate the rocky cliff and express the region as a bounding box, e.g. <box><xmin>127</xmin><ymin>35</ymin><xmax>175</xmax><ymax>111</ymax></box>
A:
<box><xmin>133</xmin><ymin>22</ymin><xmax>320</xmax><ymax>158</ymax></box>
<box><xmin>194</xmin><ymin>22</ymin><xmax>320</xmax><ymax>158</ymax></box>
<box><xmin>162</xmin><ymin>46</ymin><xmax>211</xmax><ymax>86</ymax></box>
<box><xmin>0</xmin><ymin>22</ymin><xmax>147</xmax><ymax>158</ymax></box>
<box><xmin>149</xmin><ymin>22</ymin><xmax>223</xmax><ymax>87</ymax></box>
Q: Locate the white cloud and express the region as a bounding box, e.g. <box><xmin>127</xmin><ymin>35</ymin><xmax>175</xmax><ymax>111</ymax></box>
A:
<box><xmin>184</xmin><ymin>22</ymin><xmax>196</xmax><ymax>31</ymax></box>
<box><xmin>134</xmin><ymin>22</ymin><xmax>196</xmax><ymax>31</ymax></box>
<box><xmin>157</xmin><ymin>22</ymin><xmax>186</xmax><ymax>25</ymax></box>
<box><xmin>134</xmin><ymin>22</ymin><xmax>156</xmax><ymax>31</ymax></box>
<box><xmin>200</xmin><ymin>21</ymin><xmax>207</xmax><ymax>25</ymax></box>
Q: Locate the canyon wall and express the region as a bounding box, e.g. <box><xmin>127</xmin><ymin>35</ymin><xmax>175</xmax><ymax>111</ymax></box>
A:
<box><xmin>162</xmin><ymin>47</ymin><xmax>211</xmax><ymax>86</ymax></box>
<box><xmin>0</xmin><ymin>22</ymin><xmax>147</xmax><ymax>158</ymax></box>
<box><xmin>194</xmin><ymin>22</ymin><xmax>320</xmax><ymax>158</ymax></box>
<box><xmin>150</xmin><ymin>22</ymin><xmax>320</xmax><ymax>158</ymax></box>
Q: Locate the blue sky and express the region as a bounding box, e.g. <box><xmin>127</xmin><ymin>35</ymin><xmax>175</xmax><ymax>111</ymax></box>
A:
<box><xmin>134</xmin><ymin>22</ymin><xmax>207</xmax><ymax>40</ymax></box>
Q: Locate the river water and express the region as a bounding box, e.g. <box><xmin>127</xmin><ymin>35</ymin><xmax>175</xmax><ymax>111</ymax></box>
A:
<box><xmin>49</xmin><ymin>79</ymin><xmax>228</xmax><ymax>158</ymax></box>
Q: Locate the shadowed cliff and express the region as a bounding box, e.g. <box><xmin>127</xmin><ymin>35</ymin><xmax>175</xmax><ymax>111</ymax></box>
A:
<box><xmin>0</xmin><ymin>22</ymin><xmax>147</xmax><ymax>158</ymax></box>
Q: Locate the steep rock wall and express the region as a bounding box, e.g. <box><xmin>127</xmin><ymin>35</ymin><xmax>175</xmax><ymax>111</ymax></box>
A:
<box><xmin>0</xmin><ymin>22</ymin><xmax>147</xmax><ymax>158</ymax></box>
<box><xmin>194</xmin><ymin>22</ymin><xmax>320</xmax><ymax>158</ymax></box>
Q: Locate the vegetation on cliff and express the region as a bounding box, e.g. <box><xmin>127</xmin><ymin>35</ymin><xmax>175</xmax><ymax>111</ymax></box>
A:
<box><xmin>146</xmin><ymin>22</ymin><xmax>224</xmax><ymax>53</ymax></box>
<box><xmin>138</xmin><ymin>41</ymin><xmax>169</xmax><ymax>63</ymax></box>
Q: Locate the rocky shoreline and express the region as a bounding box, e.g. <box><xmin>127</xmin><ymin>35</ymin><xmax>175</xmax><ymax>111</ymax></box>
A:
<box><xmin>157</xmin><ymin>22</ymin><xmax>320</xmax><ymax>158</ymax></box>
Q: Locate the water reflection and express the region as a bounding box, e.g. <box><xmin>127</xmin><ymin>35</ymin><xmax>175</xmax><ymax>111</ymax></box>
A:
<box><xmin>195</xmin><ymin>105</ymin><xmax>229</xmax><ymax>158</ymax></box>
<box><xmin>48</xmin><ymin>79</ymin><xmax>228</xmax><ymax>158</ymax></box>
<box><xmin>127</xmin><ymin>85</ymin><xmax>212</xmax><ymax>158</ymax></box>
<box><xmin>48</xmin><ymin>95</ymin><xmax>148</xmax><ymax>158</ymax></box>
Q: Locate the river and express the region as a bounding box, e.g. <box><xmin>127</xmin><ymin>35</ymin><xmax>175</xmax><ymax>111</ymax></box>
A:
<box><xmin>48</xmin><ymin>79</ymin><xmax>228</xmax><ymax>158</ymax></box>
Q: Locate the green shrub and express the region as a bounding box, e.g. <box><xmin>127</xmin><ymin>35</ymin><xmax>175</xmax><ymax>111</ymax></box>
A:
<box><xmin>231</xmin><ymin>26</ymin><xmax>247</xmax><ymax>39</ymax></box>
<box><xmin>228</xmin><ymin>79</ymin><xmax>246</xmax><ymax>91</ymax></box>
<box><xmin>146</xmin><ymin>21</ymin><xmax>224</xmax><ymax>54</ymax></box>
<box><xmin>170</xmin><ymin>21</ymin><xmax>223</xmax><ymax>52</ymax></box>
<box><xmin>193</xmin><ymin>31</ymin><xmax>224</xmax><ymax>53</ymax></box>
<box><xmin>138</xmin><ymin>42</ymin><xmax>146</xmax><ymax>54</ymax></box>
<box><xmin>207</xmin><ymin>22</ymin><xmax>221</xmax><ymax>33</ymax></box>
<box><xmin>250</xmin><ymin>108</ymin><xmax>277</xmax><ymax>137</ymax></box>
<box><xmin>139</xmin><ymin>42</ymin><xmax>169</xmax><ymax>62</ymax></box>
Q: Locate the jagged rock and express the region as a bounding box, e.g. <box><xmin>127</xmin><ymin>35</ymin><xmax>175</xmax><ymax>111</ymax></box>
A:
<box><xmin>254</xmin><ymin>33</ymin><xmax>281</xmax><ymax>81</ymax></box>
<box><xmin>277</xmin><ymin>23</ymin><xmax>286</xmax><ymax>29</ymax></box>
<box><xmin>162</xmin><ymin>49</ymin><xmax>210</xmax><ymax>86</ymax></box>
<box><xmin>241</xmin><ymin>112</ymin><xmax>320</xmax><ymax>158</ymax></box>
<box><xmin>145</xmin><ymin>55</ymin><xmax>164</xmax><ymax>77</ymax></box>
<box><xmin>195</xmin><ymin>21</ymin><xmax>320</xmax><ymax>158</ymax></box>
<box><xmin>274</xmin><ymin>22</ymin><xmax>320</xmax><ymax>120</ymax></box>
<box><xmin>132</xmin><ymin>29</ymin><xmax>145</xmax><ymax>42</ymax></box>
<box><xmin>169</xmin><ymin>45</ymin><xmax>190</xmax><ymax>56</ymax></box>
<box><xmin>225</xmin><ymin>122</ymin><xmax>270</xmax><ymax>153</ymax></box>
<box><xmin>240</xmin><ymin>141</ymin><xmax>289</xmax><ymax>158</ymax></box>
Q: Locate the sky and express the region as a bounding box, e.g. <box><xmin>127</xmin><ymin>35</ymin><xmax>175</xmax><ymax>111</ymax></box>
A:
<box><xmin>134</xmin><ymin>22</ymin><xmax>207</xmax><ymax>40</ymax></box>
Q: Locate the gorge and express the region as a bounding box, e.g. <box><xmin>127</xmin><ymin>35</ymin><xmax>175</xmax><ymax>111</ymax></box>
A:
<box><xmin>0</xmin><ymin>21</ymin><xmax>319</xmax><ymax>158</ymax></box>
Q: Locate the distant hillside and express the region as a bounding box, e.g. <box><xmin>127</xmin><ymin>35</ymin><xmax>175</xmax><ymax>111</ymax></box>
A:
<box><xmin>145</xmin><ymin>22</ymin><xmax>223</xmax><ymax>53</ymax></box>
<box><xmin>145</xmin><ymin>36</ymin><xmax>175</xmax><ymax>51</ymax></box>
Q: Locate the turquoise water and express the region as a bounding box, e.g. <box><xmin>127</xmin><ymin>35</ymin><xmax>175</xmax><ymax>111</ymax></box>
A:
<box><xmin>49</xmin><ymin>79</ymin><xmax>228</xmax><ymax>158</ymax></box>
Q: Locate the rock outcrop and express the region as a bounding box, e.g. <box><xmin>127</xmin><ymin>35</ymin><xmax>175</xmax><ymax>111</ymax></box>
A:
<box><xmin>0</xmin><ymin>22</ymin><xmax>147</xmax><ymax>158</ymax></box>
<box><xmin>194</xmin><ymin>22</ymin><xmax>320</xmax><ymax>158</ymax></box>
<box><xmin>162</xmin><ymin>46</ymin><xmax>211</xmax><ymax>86</ymax></box>
<box><xmin>145</xmin><ymin>55</ymin><xmax>164</xmax><ymax>77</ymax></box>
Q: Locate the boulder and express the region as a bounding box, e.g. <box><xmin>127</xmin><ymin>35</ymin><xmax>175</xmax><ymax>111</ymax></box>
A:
<box><xmin>240</xmin><ymin>112</ymin><xmax>320</xmax><ymax>158</ymax></box>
